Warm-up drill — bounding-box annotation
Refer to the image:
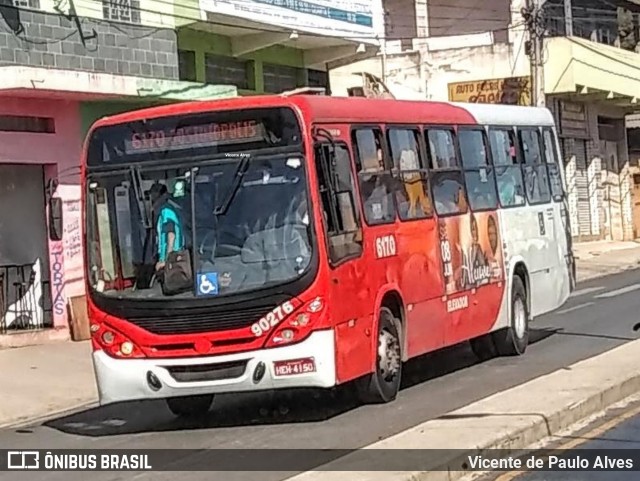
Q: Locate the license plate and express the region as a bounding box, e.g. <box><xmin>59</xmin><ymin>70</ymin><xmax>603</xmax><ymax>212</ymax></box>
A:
<box><xmin>273</xmin><ymin>358</ymin><xmax>316</xmax><ymax>377</ymax></box>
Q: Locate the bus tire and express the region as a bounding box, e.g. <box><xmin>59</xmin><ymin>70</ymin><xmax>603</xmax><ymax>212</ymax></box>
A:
<box><xmin>356</xmin><ymin>307</ymin><xmax>402</xmax><ymax>404</ymax></box>
<box><xmin>492</xmin><ymin>275</ymin><xmax>529</xmax><ymax>356</ymax></box>
<box><xmin>165</xmin><ymin>394</ymin><xmax>214</xmax><ymax>417</ymax></box>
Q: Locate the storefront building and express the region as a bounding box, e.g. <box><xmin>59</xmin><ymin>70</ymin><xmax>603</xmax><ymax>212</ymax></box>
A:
<box><xmin>0</xmin><ymin>5</ymin><xmax>235</xmax><ymax>346</ymax></box>
<box><xmin>176</xmin><ymin>0</ymin><xmax>381</xmax><ymax>93</ymax></box>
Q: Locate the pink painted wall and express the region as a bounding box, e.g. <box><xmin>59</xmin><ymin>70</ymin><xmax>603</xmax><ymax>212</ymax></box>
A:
<box><xmin>0</xmin><ymin>97</ymin><xmax>83</xmax><ymax>329</ymax></box>
<box><xmin>0</xmin><ymin>97</ymin><xmax>81</xmax><ymax>173</ymax></box>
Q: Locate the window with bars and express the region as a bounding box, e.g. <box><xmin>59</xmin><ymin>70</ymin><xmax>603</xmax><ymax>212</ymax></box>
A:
<box><xmin>12</xmin><ymin>0</ymin><xmax>40</xmax><ymax>8</ymax></box>
<box><xmin>205</xmin><ymin>54</ymin><xmax>250</xmax><ymax>89</ymax></box>
<box><xmin>102</xmin><ymin>0</ymin><xmax>141</xmax><ymax>24</ymax></box>
<box><xmin>263</xmin><ymin>63</ymin><xmax>300</xmax><ymax>93</ymax></box>
<box><xmin>307</xmin><ymin>69</ymin><xmax>328</xmax><ymax>89</ymax></box>
<box><xmin>0</xmin><ymin>115</ymin><xmax>55</xmax><ymax>133</ymax></box>
<box><xmin>178</xmin><ymin>50</ymin><xmax>196</xmax><ymax>82</ymax></box>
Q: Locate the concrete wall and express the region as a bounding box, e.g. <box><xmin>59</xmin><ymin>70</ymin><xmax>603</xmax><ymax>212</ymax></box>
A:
<box><xmin>330</xmin><ymin>30</ymin><xmax>529</xmax><ymax>100</ymax></box>
<box><xmin>331</xmin><ymin>0</ymin><xmax>529</xmax><ymax>99</ymax></box>
<box><xmin>1</xmin><ymin>9</ymin><xmax>179</xmax><ymax>79</ymax></box>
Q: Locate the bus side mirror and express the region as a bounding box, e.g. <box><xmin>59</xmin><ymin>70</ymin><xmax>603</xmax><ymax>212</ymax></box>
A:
<box><xmin>49</xmin><ymin>197</ymin><xmax>63</xmax><ymax>241</ymax></box>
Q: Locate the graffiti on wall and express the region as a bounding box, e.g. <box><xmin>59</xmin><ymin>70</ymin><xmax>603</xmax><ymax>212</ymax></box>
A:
<box><xmin>51</xmin><ymin>245</ymin><xmax>65</xmax><ymax>316</ymax></box>
<box><xmin>64</xmin><ymin>218</ymin><xmax>81</xmax><ymax>259</ymax></box>
<box><xmin>62</xmin><ymin>198</ymin><xmax>84</xmax><ymax>298</ymax></box>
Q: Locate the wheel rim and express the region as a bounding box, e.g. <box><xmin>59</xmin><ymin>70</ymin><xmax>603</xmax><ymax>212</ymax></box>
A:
<box><xmin>513</xmin><ymin>297</ymin><xmax>526</xmax><ymax>339</ymax></box>
<box><xmin>377</xmin><ymin>328</ymin><xmax>401</xmax><ymax>382</ymax></box>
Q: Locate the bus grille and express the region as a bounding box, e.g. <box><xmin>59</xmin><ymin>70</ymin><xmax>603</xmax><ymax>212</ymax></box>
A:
<box><xmin>165</xmin><ymin>360</ymin><xmax>248</xmax><ymax>383</ymax></box>
<box><xmin>127</xmin><ymin>304</ymin><xmax>277</xmax><ymax>335</ymax></box>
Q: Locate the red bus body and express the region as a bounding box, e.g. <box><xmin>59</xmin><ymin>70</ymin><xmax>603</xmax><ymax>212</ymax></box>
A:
<box><xmin>84</xmin><ymin>95</ymin><xmax>573</xmax><ymax>408</ymax></box>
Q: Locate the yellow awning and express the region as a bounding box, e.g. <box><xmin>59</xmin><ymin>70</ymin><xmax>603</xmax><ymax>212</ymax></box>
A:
<box><xmin>545</xmin><ymin>36</ymin><xmax>640</xmax><ymax>109</ymax></box>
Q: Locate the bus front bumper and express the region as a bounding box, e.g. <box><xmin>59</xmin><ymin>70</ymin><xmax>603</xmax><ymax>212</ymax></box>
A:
<box><xmin>92</xmin><ymin>330</ymin><xmax>337</xmax><ymax>405</ymax></box>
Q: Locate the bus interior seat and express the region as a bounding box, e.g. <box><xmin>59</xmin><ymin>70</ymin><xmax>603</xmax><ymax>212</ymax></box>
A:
<box><xmin>240</xmin><ymin>225</ymin><xmax>311</xmax><ymax>284</ymax></box>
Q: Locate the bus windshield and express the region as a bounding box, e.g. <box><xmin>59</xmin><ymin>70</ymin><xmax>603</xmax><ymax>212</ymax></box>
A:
<box><xmin>85</xmin><ymin>108</ymin><xmax>313</xmax><ymax>301</ymax></box>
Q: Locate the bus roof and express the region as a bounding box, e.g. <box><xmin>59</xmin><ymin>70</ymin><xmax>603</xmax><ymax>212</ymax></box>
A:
<box><xmin>91</xmin><ymin>95</ymin><xmax>555</xmax><ymax>131</ymax></box>
<box><xmin>455</xmin><ymin>102</ymin><xmax>555</xmax><ymax>127</ymax></box>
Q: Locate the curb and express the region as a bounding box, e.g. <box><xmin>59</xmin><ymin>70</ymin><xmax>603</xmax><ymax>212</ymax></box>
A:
<box><xmin>284</xmin><ymin>344</ymin><xmax>640</xmax><ymax>481</ymax></box>
<box><xmin>430</xmin><ymin>374</ymin><xmax>640</xmax><ymax>481</ymax></box>
<box><xmin>0</xmin><ymin>400</ymin><xmax>99</xmax><ymax>430</ymax></box>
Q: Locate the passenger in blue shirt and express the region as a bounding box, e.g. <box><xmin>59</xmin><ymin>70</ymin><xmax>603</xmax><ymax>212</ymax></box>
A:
<box><xmin>148</xmin><ymin>183</ymin><xmax>184</xmax><ymax>273</ymax></box>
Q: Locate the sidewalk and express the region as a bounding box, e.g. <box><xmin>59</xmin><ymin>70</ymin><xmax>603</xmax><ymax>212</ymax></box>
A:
<box><xmin>573</xmin><ymin>239</ymin><xmax>640</xmax><ymax>282</ymax></box>
<box><xmin>0</xmin><ymin>340</ymin><xmax>97</xmax><ymax>428</ymax></box>
<box><xmin>1</xmin><ymin>240</ymin><xmax>640</xmax><ymax>428</ymax></box>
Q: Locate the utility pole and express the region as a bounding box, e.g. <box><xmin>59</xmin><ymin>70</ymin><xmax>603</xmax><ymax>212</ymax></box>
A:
<box><xmin>564</xmin><ymin>0</ymin><xmax>573</xmax><ymax>36</ymax></box>
<box><xmin>523</xmin><ymin>0</ymin><xmax>546</xmax><ymax>107</ymax></box>
<box><xmin>381</xmin><ymin>36</ymin><xmax>387</xmax><ymax>83</ymax></box>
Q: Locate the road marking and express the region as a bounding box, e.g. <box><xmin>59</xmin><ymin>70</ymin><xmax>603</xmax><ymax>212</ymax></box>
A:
<box><xmin>556</xmin><ymin>302</ymin><xmax>594</xmax><ymax>315</ymax></box>
<box><xmin>595</xmin><ymin>283</ymin><xmax>640</xmax><ymax>299</ymax></box>
<box><xmin>569</xmin><ymin>286</ymin><xmax>604</xmax><ymax>298</ymax></box>
<box><xmin>493</xmin><ymin>403</ymin><xmax>640</xmax><ymax>481</ymax></box>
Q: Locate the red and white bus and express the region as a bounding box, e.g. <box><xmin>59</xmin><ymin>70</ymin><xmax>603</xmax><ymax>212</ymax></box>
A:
<box><xmin>84</xmin><ymin>94</ymin><xmax>575</xmax><ymax>416</ymax></box>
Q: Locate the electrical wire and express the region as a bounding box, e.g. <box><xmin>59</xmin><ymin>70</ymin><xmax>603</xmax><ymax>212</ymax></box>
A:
<box><xmin>0</xmin><ymin>17</ymin><xmax>77</xmax><ymax>44</ymax></box>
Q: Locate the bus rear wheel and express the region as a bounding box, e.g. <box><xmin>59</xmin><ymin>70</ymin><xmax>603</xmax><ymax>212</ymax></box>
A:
<box><xmin>492</xmin><ymin>275</ymin><xmax>529</xmax><ymax>356</ymax></box>
<box><xmin>165</xmin><ymin>394</ymin><xmax>214</xmax><ymax>417</ymax></box>
<box><xmin>356</xmin><ymin>307</ymin><xmax>402</xmax><ymax>404</ymax></box>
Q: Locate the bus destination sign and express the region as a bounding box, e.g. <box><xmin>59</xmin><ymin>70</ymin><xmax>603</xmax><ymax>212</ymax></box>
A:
<box><xmin>126</xmin><ymin>120</ymin><xmax>265</xmax><ymax>154</ymax></box>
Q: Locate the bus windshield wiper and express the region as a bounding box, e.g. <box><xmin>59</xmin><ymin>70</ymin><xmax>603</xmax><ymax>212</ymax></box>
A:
<box><xmin>214</xmin><ymin>156</ymin><xmax>251</xmax><ymax>216</ymax></box>
<box><xmin>129</xmin><ymin>165</ymin><xmax>151</xmax><ymax>228</ymax></box>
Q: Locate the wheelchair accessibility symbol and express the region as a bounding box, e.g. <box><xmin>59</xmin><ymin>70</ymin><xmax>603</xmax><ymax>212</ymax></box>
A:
<box><xmin>196</xmin><ymin>272</ymin><xmax>219</xmax><ymax>296</ymax></box>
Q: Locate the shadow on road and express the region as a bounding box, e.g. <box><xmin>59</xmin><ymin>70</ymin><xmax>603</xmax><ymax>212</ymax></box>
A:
<box><xmin>39</xmin><ymin>327</ymin><xmax>566</xmax><ymax>438</ymax></box>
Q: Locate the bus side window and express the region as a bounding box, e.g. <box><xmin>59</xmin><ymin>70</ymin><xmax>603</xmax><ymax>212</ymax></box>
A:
<box><xmin>489</xmin><ymin>128</ymin><xmax>526</xmax><ymax>208</ymax></box>
<box><xmin>542</xmin><ymin>128</ymin><xmax>565</xmax><ymax>201</ymax></box>
<box><xmin>314</xmin><ymin>143</ymin><xmax>362</xmax><ymax>263</ymax></box>
<box><xmin>352</xmin><ymin>128</ymin><xmax>396</xmax><ymax>225</ymax></box>
<box><xmin>518</xmin><ymin>128</ymin><xmax>552</xmax><ymax>205</ymax></box>
<box><xmin>387</xmin><ymin>128</ymin><xmax>433</xmax><ymax>220</ymax></box>
<box><xmin>458</xmin><ymin>128</ymin><xmax>498</xmax><ymax>211</ymax></box>
<box><xmin>426</xmin><ymin>128</ymin><xmax>468</xmax><ymax>216</ymax></box>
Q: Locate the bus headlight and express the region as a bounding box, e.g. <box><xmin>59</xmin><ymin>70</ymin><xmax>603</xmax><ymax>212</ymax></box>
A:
<box><xmin>120</xmin><ymin>341</ymin><xmax>134</xmax><ymax>356</ymax></box>
<box><xmin>265</xmin><ymin>297</ymin><xmax>326</xmax><ymax>348</ymax></box>
<box><xmin>271</xmin><ymin>329</ymin><xmax>296</xmax><ymax>344</ymax></box>
<box><xmin>102</xmin><ymin>331</ymin><xmax>115</xmax><ymax>345</ymax></box>
<box><xmin>291</xmin><ymin>313</ymin><xmax>310</xmax><ymax>327</ymax></box>
<box><xmin>91</xmin><ymin>321</ymin><xmax>145</xmax><ymax>358</ymax></box>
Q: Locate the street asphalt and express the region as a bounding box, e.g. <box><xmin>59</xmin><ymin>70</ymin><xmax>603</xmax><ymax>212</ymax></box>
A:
<box><xmin>2</xmin><ymin>269</ymin><xmax>640</xmax><ymax>481</ymax></box>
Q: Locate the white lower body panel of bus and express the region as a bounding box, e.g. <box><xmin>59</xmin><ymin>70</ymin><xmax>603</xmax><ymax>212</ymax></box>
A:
<box><xmin>92</xmin><ymin>330</ymin><xmax>336</xmax><ymax>405</ymax></box>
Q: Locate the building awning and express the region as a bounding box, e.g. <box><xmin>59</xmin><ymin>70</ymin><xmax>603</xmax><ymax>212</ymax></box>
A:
<box><xmin>0</xmin><ymin>66</ymin><xmax>238</xmax><ymax>101</ymax></box>
<box><xmin>545</xmin><ymin>36</ymin><xmax>640</xmax><ymax>111</ymax></box>
<box><xmin>191</xmin><ymin>9</ymin><xmax>379</xmax><ymax>70</ymax></box>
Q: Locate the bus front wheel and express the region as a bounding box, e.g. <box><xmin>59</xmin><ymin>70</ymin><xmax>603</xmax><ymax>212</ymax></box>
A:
<box><xmin>356</xmin><ymin>307</ymin><xmax>403</xmax><ymax>404</ymax></box>
<box><xmin>493</xmin><ymin>275</ymin><xmax>529</xmax><ymax>356</ymax></box>
<box><xmin>165</xmin><ymin>394</ymin><xmax>214</xmax><ymax>417</ymax></box>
